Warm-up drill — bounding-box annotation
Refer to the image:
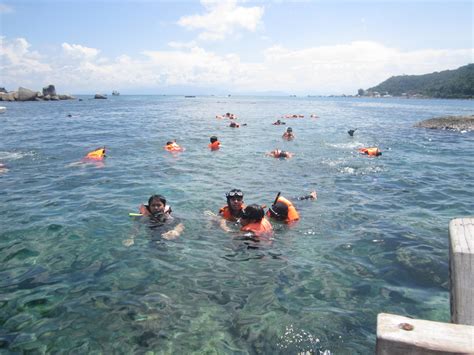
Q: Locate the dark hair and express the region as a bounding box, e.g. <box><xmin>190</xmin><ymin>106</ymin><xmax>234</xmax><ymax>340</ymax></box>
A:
<box><xmin>241</xmin><ymin>204</ymin><xmax>264</xmax><ymax>221</ymax></box>
<box><xmin>166</xmin><ymin>141</ymin><xmax>173</xmax><ymax>145</ymax></box>
<box><xmin>279</xmin><ymin>151</ymin><xmax>289</xmax><ymax>158</ymax></box>
<box><xmin>148</xmin><ymin>194</ymin><xmax>166</xmax><ymax>206</ymax></box>
<box><xmin>268</xmin><ymin>202</ymin><xmax>289</xmax><ymax>220</ymax></box>
<box><xmin>287</xmin><ymin>127</ymin><xmax>292</xmax><ymax>132</ymax></box>
<box><xmin>210</xmin><ymin>136</ymin><xmax>218</xmax><ymax>143</ymax></box>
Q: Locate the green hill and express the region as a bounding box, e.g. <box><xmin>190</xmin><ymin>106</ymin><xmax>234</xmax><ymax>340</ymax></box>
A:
<box><xmin>365</xmin><ymin>64</ymin><xmax>474</xmax><ymax>99</ymax></box>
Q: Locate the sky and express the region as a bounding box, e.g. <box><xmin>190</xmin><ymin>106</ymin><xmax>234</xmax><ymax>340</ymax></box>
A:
<box><xmin>1</xmin><ymin>0</ymin><xmax>473</xmax><ymax>95</ymax></box>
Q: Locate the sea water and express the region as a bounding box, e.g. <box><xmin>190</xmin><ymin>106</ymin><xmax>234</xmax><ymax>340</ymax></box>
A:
<box><xmin>0</xmin><ymin>96</ymin><xmax>473</xmax><ymax>353</ymax></box>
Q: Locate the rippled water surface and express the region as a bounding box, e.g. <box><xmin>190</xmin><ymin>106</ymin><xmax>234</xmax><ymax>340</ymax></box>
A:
<box><xmin>1</xmin><ymin>96</ymin><xmax>473</xmax><ymax>353</ymax></box>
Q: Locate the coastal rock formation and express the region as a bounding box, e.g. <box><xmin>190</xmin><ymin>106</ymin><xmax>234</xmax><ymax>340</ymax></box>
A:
<box><xmin>94</xmin><ymin>94</ymin><xmax>107</xmax><ymax>99</ymax></box>
<box><xmin>414</xmin><ymin>115</ymin><xmax>474</xmax><ymax>132</ymax></box>
<box><xmin>0</xmin><ymin>86</ymin><xmax>75</xmax><ymax>102</ymax></box>
<box><xmin>18</xmin><ymin>87</ymin><xmax>38</xmax><ymax>101</ymax></box>
<box><xmin>42</xmin><ymin>85</ymin><xmax>57</xmax><ymax>97</ymax></box>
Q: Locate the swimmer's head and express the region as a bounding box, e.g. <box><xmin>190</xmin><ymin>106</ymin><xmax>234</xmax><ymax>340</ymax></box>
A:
<box><xmin>241</xmin><ymin>204</ymin><xmax>264</xmax><ymax>223</ymax></box>
<box><xmin>210</xmin><ymin>136</ymin><xmax>218</xmax><ymax>143</ymax></box>
<box><xmin>268</xmin><ymin>202</ymin><xmax>289</xmax><ymax>220</ymax></box>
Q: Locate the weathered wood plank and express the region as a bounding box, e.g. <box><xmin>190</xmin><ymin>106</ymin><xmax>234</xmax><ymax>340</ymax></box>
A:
<box><xmin>449</xmin><ymin>217</ymin><xmax>474</xmax><ymax>325</ymax></box>
<box><xmin>376</xmin><ymin>313</ymin><xmax>474</xmax><ymax>354</ymax></box>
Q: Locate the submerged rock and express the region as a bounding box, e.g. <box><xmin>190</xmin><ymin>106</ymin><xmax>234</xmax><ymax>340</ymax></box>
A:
<box><xmin>414</xmin><ymin>115</ymin><xmax>474</xmax><ymax>131</ymax></box>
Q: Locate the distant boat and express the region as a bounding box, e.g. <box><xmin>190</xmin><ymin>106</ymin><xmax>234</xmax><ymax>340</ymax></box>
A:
<box><xmin>112</xmin><ymin>90</ymin><xmax>120</xmax><ymax>96</ymax></box>
<box><xmin>184</xmin><ymin>95</ymin><xmax>196</xmax><ymax>98</ymax></box>
<box><xmin>0</xmin><ymin>106</ymin><xmax>6</xmax><ymax>114</ymax></box>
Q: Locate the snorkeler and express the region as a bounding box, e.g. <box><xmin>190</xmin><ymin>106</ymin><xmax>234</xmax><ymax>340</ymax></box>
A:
<box><xmin>208</xmin><ymin>136</ymin><xmax>221</xmax><ymax>150</ymax></box>
<box><xmin>272</xmin><ymin>119</ymin><xmax>286</xmax><ymax>125</ymax></box>
<box><xmin>266</xmin><ymin>191</ymin><xmax>317</xmax><ymax>224</ymax></box>
<box><xmin>267</xmin><ymin>149</ymin><xmax>293</xmax><ymax>159</ymax></box>
<box><xmin>348</xmin><ymin>128</ymin><xmax>357</xmax><ymax>137</ymax></box>
<box><xmin>282</xmin><ymin>127</ymin><xmax>295</xmax><ymax>140</ymax></box>
<box><xmin>123</xmin><ymin>194</ymin><xmax>184</xmax><ymax>246</ymax></box>
<box><xmin>358</xmin><ymin>147</ymin><xmax>382</xmax><ymax>156</ymax></box>
<box><xmin>229</xmin><ymin>121</ymin><xmax>240</xmax><ymax>128</ymax></box>
<box><xmin>164</xmin><ymin>140</ymin><xmax>184</xmax><ymax>152</ymax></box>
<box><xmin>239</xmin><ymin>204</ymin><xmax>273</xmax><ymax>239</ymax></box>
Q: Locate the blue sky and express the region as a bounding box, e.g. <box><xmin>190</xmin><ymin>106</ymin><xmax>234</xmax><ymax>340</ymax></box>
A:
<box><xmin>1</xmin><ymin>0</ymin><xmax>472</xmax><ymax>94</ymax></box>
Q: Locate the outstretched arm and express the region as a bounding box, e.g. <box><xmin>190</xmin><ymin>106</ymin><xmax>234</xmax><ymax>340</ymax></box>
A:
<box><xmin>162</xmin><ymin>223</ymin><xmax>184</xmax><ymax>240</ymax></box>
<box><xmin>296</xmin><ymin>190</ymin><xmax>317</xmax><ymax>201</ymax></box>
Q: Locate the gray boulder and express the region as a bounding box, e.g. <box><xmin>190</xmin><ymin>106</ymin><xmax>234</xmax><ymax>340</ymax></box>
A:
<box><xmin>43</xmin><ymin>95</ymin><xmax>51</xmax><ymax>101</ymax></box>
<box><xmin>94</xmin><ymin>94</ymin><xmax>107</xmax><ymax>99</ymax></box>
<box><xmin>18</xmin><ymin>87</ymin><xmax>38</xmax><ymax>101</ymax></box>
<box><xmin>414</xmin><ymin>115</ymin><xmax>474</xmax><ymax>132</ymax></box>
<box><xmin>42</xmin><ymin>85</ymin><xmax>56</xmax><ymax>97</ymax></box>
<box><xmin>58</xmin><ymin>94</ymin><xmax>75</xmax><ymax>100</ymax></box>
<box><xmin>0</xmin><ymin>92</ymin><xmax>16</xmax><ymax>101</ymax></box>
<box><xmin>50</xmin><ymin>95</ymin><xmax>60</xmax><ymax>101</ymax></box>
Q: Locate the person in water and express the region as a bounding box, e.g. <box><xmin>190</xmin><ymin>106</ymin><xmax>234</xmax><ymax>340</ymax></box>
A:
<box><xmin>348</xmin><ymin>128</ymin><xmax>357</xmax><ymax>137</ymax></box>
<box><xmin>229</xmin><ymin>121</ymin><xmax>240</xmax><ymax>128</ymax></box>
<box><xmin>218</xmin><ymin>189</ymin><xmax>245</xmax><ymax>231</ymax></box>
<box><xmin>208</xmin><ymin>136</ymin><xmax>221</xmax><ymax>150</ymax></box>
<box><xmin>164</xmin><ymin>140</ymin><xmax>183</xmax><ymax>151</ymax></box>
<box><xmin>267</xmin><ymin>149</ymin><xmax>293</xmax><ymax>159</ymax></box>
<box><xmin>358</xmin><ymin>147</ymin><xmax>382</xmax><ymax>156</ymax></box>
<box><xmin>267</xmin><ymin>191</ymin><xmax>317</xmax><ymax>224</ymax></box>
<box><xmin>123</xmin><ymin>194</ymin><xmax>184</xmax><ymax>246</ymax></box>
<box><xmin>272</xmin><ymin>119</ymin><xmax>286</xmax><ymax>125</ymax></box>
<box><xmin>239</xmin><ymin>204</ymin><xmax>273</xmax><ymax>240</ymax></box>
<box><xmin>282</xmin><ymin>127</ymin><xmax>295</xmax><ymax>140</ymax></box>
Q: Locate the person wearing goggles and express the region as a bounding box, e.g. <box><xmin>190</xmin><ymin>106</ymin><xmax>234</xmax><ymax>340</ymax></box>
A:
<box><xmin>282</xmin><ymin>127</ymin><xmax>295</xmax><ymax>140</ymax></box>
<box><xmin>217</xmin><ymin>189</ymin><xmax>245</xmax><ymax>232</ymax></box>
<box><xmin>219</xmin><ymin>189</ymin><xmax>245</xmax><ymax>221</ymax></box>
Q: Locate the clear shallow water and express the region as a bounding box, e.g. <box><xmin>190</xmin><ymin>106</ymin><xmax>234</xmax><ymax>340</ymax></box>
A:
<box><xmin>0</xmin><ymin>96</ymin><xmax>473</xmax><ymax>353</ymax></box>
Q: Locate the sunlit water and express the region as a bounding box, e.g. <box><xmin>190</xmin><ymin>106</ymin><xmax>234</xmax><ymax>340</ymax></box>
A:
<box><xmin>1</xmin><ymin>96</ymin><xmax>473</xmax><ymax>353</ymax></box>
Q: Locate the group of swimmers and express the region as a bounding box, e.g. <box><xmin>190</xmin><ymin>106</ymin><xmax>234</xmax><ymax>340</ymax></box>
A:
<box><xmin>126</xmin><ymin>188</ymin><xmax>317</xmax><ymax>246</ymax></box>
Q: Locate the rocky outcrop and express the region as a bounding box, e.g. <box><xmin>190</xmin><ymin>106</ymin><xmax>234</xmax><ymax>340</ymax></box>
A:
<box><xmin>0</xmin><ymin>86</ymin><xmax>75</xmax><ymax>101</ymax></box>
<box><xmin>42</xmin><ymin>85</ymin><xmax>56</xmax><ymax>97</ymax></box>
<box><xmin>414</xmin><ymin>115</ymin><xmax>474</xmax><ymax>132</ymax></box>
<box><xmin>94</xmin><ymin>94</ymin><xmax>107</xmax><ymax>99</ymax></box>
<box><xmin>18</xmin><ymin>87</ymin><xmax>37</xmax><ymax>101</ymax></box>
<box><xmin>0</xmin><ymin>92</ymin><xmax>16</xmax><ymax>101</ymax></box>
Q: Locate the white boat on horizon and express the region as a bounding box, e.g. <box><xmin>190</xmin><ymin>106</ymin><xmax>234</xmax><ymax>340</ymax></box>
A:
<box><xmin>112</xmin><ymin>90</ymin><xmax>120</xmax><ymax>96</ymax></box>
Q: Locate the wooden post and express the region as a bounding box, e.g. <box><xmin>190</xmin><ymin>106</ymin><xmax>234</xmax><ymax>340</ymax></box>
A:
<box><xmin>376</xmin><ymin>313</ymin><xmax>474</xmax><ymax>354</ymax></box>
<box><xmin>449</xmin><ymin>217</ymin><xmax>474</xmax><ymax>325</ymax></box>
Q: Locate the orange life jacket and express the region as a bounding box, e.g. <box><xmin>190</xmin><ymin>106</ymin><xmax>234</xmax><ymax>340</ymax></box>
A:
<box><xmin>267</xmin><ymin>196</ymin><xmax>300</xmax><ymax>223</ymax></box>
<box><xmin>358</xmin><ymin>147</ymin><xmax>381</xmax><ymax>156</ymax></box>
<box><xmin>139</xmin><ymin>204</ymin><xmax>171</xmax><ymax>216</ymax></box>
<box><xmin>240</xmin><ymin>218</ymin><xmax>273</xmax><ymax>238</ymax></box>
<box><xmin>165</xmin><ymin>143</ymin><xmax>182</xmax><ymax>151</ymax></box>
<box><xmin>85</xmin><ymin>147</ymin><xmax>106</xmax><ymax>160</ymax></box>
<box><xmin>219</xmin><ymin>205</ymin><xmax>245</xmax><ymax>221</ymax></box>
<box><xmin>208</xmin><ymin>141</ymin><xmax>221</xmax><ymax>150</ymax></box>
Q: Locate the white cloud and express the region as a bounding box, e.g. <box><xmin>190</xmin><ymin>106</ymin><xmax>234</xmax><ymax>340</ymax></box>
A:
<box><xmin>62</xmin><ymin>43</ymin><xmax>100</xmax><ymax>60</ymax></box>
<box><xmin>0</xmin><ymin>37</ymin><xmax>51</xmax><ymax>88</ymax></box>
<box><xmin>1</xmin><ymin>36</ymin><xmax>472</xmax><ymax>94</ymax></box>
<box><xmin>177</xmin><ymin>0</ymin><xmax>264</xmax><ymax>41</ymax></box>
